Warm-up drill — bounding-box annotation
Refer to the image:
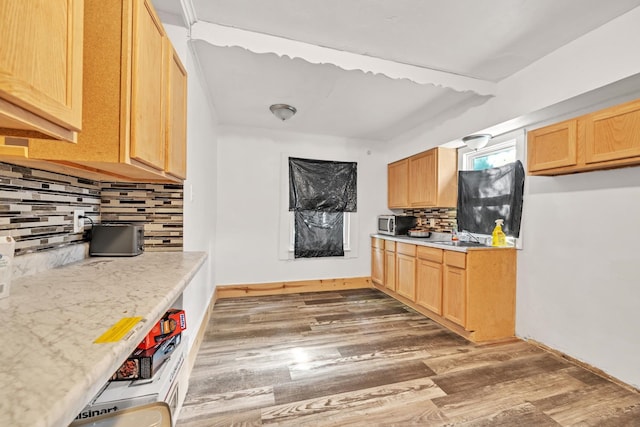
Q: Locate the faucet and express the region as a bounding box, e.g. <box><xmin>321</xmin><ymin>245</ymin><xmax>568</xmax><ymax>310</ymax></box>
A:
<box><xmin>459</xmin><ymin>230</ymin><xmax>481</xmax><ymax>243</ymax></box>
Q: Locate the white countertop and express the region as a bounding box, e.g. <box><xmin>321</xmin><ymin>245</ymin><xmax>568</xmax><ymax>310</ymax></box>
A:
<box><xmin>371</xmin><ymin>233</ymin><xmax>514</xmax><ymax>252</ymax></box>
<box><xmin>0</xmin><ymin>251</ymin><xmax>207</xmax><ymax>427</ymax></box>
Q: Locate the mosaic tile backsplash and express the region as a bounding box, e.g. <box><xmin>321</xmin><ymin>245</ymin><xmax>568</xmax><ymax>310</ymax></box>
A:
<box><xmin>100</xmin><ymin>182</ymin><xmax>183</xmax><ymax>252</ymax></box>
<box><xmin>404</xmin><ymin>207</ymin><xmax>457</xmax><ymax>233</ymax></box>
<box><xmin>0</xmin><ymin>162</ymin><xmax>183</xmax><ymax>256</ymax></box>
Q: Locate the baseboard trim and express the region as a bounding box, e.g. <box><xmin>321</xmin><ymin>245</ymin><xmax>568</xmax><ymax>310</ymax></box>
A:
<box><xmin>216</xmin><ymin>276</ymin><xmax>372</xmax><ymax>298</ymax></box>
<box><xmin>186</xmin><ymin>288</ymin><xmax>217</xmax><ymax>375</ymax></box>
<box><xmin>525</xmin><ymin>338</ymin><xmax>640</xmax><ymax>393</ymax></box>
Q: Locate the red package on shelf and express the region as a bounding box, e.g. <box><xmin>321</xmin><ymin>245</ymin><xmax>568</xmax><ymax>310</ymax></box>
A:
<box><xmin>111</xmin><ymin>333</ymin><xmax>182</xmax><ymax>381</ymax></box>
<box><xmin>137</xmin><ymin>309</ymin><xmax>186</xmax><ymax>350</ymax></box>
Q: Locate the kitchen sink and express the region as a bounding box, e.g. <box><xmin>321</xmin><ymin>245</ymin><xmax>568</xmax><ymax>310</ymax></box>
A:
<box><xmin>434</xmin><ymin>241</ymin><xmax>489</xmax><ymax>247</ymax></box>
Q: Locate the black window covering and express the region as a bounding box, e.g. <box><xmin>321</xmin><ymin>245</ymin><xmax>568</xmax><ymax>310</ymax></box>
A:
<box><xmin>294</xmin><ymin>211</ymin><xmax>344</xmax><ymax>258</ymax></box>
<box><xmin>457</xmin><ymin>160</ymin><xmax>525</xmax><ymax>237</ymax></box>
<box><xmin>289</xmin><ymin>157</ymin><xmax>357</xmax><ymax>258</ymax></box>
<box><xmin>289</xmin><ymin>157</ymin><xmax>357</xmax><ymax>212</ymax></box>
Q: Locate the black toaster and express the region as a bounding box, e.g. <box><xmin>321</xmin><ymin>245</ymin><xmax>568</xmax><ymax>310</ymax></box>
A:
<box><xmin>89</xmin><ymin>224</ymin><xmax>144</xmax><ymax>256</ymax></box>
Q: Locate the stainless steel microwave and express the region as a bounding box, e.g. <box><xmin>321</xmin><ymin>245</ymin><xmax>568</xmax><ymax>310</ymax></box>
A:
<box><xmin>377</xmin><ymin>215</ymin><xmax>417</xmax><ymax>236</ymax></box>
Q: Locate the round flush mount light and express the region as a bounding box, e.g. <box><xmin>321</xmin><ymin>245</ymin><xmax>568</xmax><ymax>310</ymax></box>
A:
<box><xmin>269</xmin><ymin>104</ymin><xmax>297</xmax><ymax>121</ymax></box>
<box><xmin>462</xmin><ymin>134</ymin><xmax>492</xmax><ymax>150</ymax></box>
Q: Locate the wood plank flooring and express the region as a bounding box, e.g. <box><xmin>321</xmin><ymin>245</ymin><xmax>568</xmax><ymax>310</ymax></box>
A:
<box><xmin>176</xmin><ymin>289</ymin><xmax>640</xmax><ymax>426</ymax></box>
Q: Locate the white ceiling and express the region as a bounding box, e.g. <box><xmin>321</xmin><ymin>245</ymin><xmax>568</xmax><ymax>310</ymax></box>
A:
<box><xmin>152</xmin><ymin>0</ymin><xmax>640</xmax><ymax>142</ymax></box>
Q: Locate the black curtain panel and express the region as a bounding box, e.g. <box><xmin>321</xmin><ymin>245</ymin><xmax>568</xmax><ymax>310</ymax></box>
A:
<box><xmin>289</xmin><ymin>157</ymin><xmax>357</xmax><ymax>212</ymax></box>
<box><xmin>294</xmin><ymin>211</ymin><xmax>344</xmax><ymax>258</ymax></box>
<box><xmin>457</xmin><ymin>160</ymin><xmax>525</xmax><ymax>237</ymax></box>
<box><xmin>289</xmin><ymin>157</ymin><xmax>357</xmax><ymax>258</ymax></box>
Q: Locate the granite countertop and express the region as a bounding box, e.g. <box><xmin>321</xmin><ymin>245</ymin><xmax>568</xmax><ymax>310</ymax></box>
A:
<box><xmin>0</xmin><ymin>251</ymin><xmax>207</xmax><ymax>427</ymax></box>
<box><xmin>371</xmin><ymin>233</ymin><xmax>515</xmax><ymax>252</ymax></box>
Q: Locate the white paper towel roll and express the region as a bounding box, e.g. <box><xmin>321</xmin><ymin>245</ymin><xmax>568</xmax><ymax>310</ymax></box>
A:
<box><xmin>0</xmin><ymin>236</ymin><xmax>16</xmax><ymax>299</ymax></box>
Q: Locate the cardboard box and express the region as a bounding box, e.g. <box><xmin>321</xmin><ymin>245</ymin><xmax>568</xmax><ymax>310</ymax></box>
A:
<box><xmin>72</xmin><ymin>340</ymin><xmax>184</xmax><ymax>424</ymax></box>
<box><xmin>111</xmin><ymin>333</ymin><xmax>181</xmax><ymax>381</ymax></box>
<box><xmin>137</xmin><ymin>309</ymin><xmax>186</xmax><ymax>350</ymax></box>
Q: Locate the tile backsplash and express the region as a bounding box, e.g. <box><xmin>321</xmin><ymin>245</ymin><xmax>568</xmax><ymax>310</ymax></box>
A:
<box><xmin>404</xmin><ymin>207</ymin><xmax>457</xmax><ymax>233</ymax></box>
<box><xmin>0</xmin><ymin>163</ymin><xmax>100</xmax><ymax>255</ymax></box>
<box><xmin>0</xmin><ymin>162</ymin><xmax>183</xmax><ymax>256</ymax></box>
<box><xmin>100</xmin><ymin>182</ymin><xmax>183</xmax><ymax>251</ymax></box>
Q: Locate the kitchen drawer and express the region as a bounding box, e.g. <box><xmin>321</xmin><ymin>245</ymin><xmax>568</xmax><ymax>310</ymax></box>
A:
<box><xmin>396</xmin><ymin>242</ymin><xmax>416</xmax><ymax>257</ymax></box>
<box><xmin>417</xmin><ymin>246</ymin><xmax>443</xmax><ymax>263</ymax></box>
<box><xmin>444</xmin><ymin>251</ymin><xmax>466</xmax><ymax>268</ymax></box>
<box><xmin>372</xmin><ymin>237</ymin><xmax>384</xmax><ymax>249</ymax></box>
<box><xmin>384</xmin><ymin>240</ymin><xmax>396</xmax><ymax>252</ymax></box>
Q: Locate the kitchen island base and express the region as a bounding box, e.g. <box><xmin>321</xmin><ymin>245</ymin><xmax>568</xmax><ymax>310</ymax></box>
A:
<box><xmin>371</xmin><ymin>236</ymin><xmax>517</xmax><ymax>343</ymax></box>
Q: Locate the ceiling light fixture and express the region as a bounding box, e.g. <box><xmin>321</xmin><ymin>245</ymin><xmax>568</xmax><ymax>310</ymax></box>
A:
<box><xmin>269</xmin><ymin>104</ymin><xmax>297</xmax><ymax>121</ymax></box>
<box><xmin>462</xmin><ymin>134</ymin><xmax>492</xmax><ymax>150</ymax></box>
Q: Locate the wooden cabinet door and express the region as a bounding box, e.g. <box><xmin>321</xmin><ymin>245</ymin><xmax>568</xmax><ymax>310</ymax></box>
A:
<box><xmin>165</xmin><ymin>41</ymin><xmax>188</xmax><ymax>179</ymax></box>
<box><xmin>443</xmin><ymin>265</ymin><xmax>466</xmax><ymax>327</ymax></box>
<box><xmin>408</xmin><ymin>150</ymin><xmax>437</xmax><ymax>207</ymax></box>
<box><xmin>388</xmin><ymin>159</ymin><xmax>409</xmax><ymax>209</ymax></box>
<box><xmin>396</xmin><ymin>253</ymin><xmax>416</xmax><ymax>301</ymax></box>
<box><xmin>130</xmin><ymin>0</ymin><xmax>166</xmax><ymax>170</ymax></box>
<box><xmin>585</xmin><ymin>99</ymin><xmax>640</xmax><ymax>164</ymax></box>
<box><xmin>384</xmin><ymin>249</ymin><xmax>396</xmax><ymax>291</ymax></box>
<box><xmin>0</xmin><ymin>0</ymin><xmax>83</xmax><ymax>141</ymax></box>
<box><xmin>443</xmin><ymin>251</ymin><xmax>467</xmax><ymax>327</ymax></box>
<box><xmin>416</xmin><ymin>259</ymin><xmax>443</xmax><ymax>314</ymax></box>
<box><xmin>527</xmin><ymin>119</ymin><xmax>578</xmax><ymax>172</ymax></box>
<box><xmin>371</xmin><ymin>246</ymin><xmax>384</xmax><ymax>287</ymax></box>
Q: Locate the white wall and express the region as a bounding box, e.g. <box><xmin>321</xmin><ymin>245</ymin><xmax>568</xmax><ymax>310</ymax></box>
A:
<box><xmin>214</xmin><ymin>127</ymin><xmax>387</xmax><ymax>285</ymax></box>
<box><xmin>164</xmin><ymin>24</ymin><xmax>218</xmax><ymax>353</ymax></box>
<box><xmin>385</xmin><ymin>7</ymin><xmax>640</xmax><ymax>388</ymax></box>
<box><xmin>518</xmin><ymin>168</ymin><xmax>640</xmax><ymax>388</ymax></box>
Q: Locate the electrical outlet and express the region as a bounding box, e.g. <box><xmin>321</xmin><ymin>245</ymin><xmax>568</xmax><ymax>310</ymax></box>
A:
<box><xmin>73</xmin><ymin>210</ymin><xmax>84</xmax><ymax>233</ymax></box>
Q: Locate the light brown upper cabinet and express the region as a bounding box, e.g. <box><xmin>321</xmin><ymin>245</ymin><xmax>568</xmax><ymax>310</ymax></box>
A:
<box><xmin>0</xmin><ymin>0</ymin><xmax>83</xmax><ymax>142</ymax></box>
<box><xmin>0</xmin><ymin>0</ymin><xmax>187</xmax><ymax>183</ymax></box>
<box><xmin>387</xmin><ymin>159</ymin><xmax>409</xmax><ymax>208</ymax></box>
<box><xmin>528</xmin><ymin>98</ymin><xmax>640</xmax><ymax>176</ymax></box>
<box><xmin>129</xmin><ymin>0</ymin><xmax>167</xmax><ymax>172</ymax></box>
<box><xmin>585</xmin><ymin>99</ymin><xmax>640</xmax><ymax>165</ymax></box>
<box><xmin>165</xmin><ymin>41</ymin><xmax>188</xmax><ymax>180</ymax></box>
<box><xmin>387</xmin><ymin>147</ymin><xmax>457</xmax><ymax>209</ymax></box>
<box><xmin>527</xmin><ymin>119</ymin><xmax>577</xmax><ymax>173</ymax></box>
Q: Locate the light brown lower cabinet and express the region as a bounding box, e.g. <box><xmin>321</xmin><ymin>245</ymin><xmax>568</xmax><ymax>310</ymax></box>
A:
<box><xmin>371</xmin><ymin>237</ymin><xmax>516</xmax><ymax>343</ymax></box>
<box><xmin>384</xmin><ymin>241</ymin><xmax>396</xmax><ymax>291</ymax></box>
<box><xmin>415</xmin><ymin>246</ymin><xmax>443</xmax><ymax>315</ymax></box>
<box><xmin>370</xmin><ymin>237</ymin><xmax>384</xmax><ymax>287</ymax></box>
<box><xmin>395</xmin><ymin>243</ymin><xmax>416</xmax><ymax>301</ymax></box>
<box><xmin>443</xmin><ymin>251</ymin><xmax>467</xmax><ymax>326</ymax></box>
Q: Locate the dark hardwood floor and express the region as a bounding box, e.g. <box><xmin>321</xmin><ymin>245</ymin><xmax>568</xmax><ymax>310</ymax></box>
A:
<box><xmin>176</xmin><ymin>289</ymin><xmax>640</xmax><ymax>426</ymax></box>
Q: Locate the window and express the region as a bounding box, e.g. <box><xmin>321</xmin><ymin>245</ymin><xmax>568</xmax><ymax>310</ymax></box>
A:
<box><xmin>462</xmin><ymin>139</ymin><xmax>517</xmax><ymax>171</ymax></box>
<box><xmin>288</xmin><ymin>212</ymin><xmax>351</xmax><ymax>252</ymax></box>
<box><xmin>288</xmin><ymin>157</ymin><xmax>357</xmax><ymax>258</ymax></box>
<box><xmin>457</xmin><ymin>129</ymin><xmax>526</xmax><ymax>249</ymax></box>
<box><xmin>278</xmin><ymin>154</ymin><xmax>360</xmax><ymax>261</ymax></box>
